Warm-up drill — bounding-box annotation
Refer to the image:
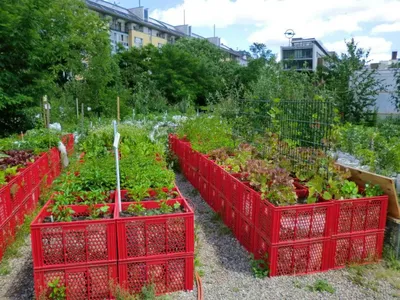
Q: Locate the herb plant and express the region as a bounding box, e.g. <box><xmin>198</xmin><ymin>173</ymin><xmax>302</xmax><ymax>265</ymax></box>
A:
<box><xmin>48</xmin><ymin>278</ymin><xmax>66</xmax><ymax>300</ymax></box>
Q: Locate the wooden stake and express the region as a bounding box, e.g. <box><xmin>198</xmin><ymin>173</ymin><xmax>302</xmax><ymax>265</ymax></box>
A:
<box><xmin>42</xmin><ymin>96</ymin><xmax>47</xmax><ymax>128</ymax></box>
<box><xmin>43</xmin><ymin>95</ymin><xmax>50</xmax><ymax>129</ymax></box>
<box><xmin>117</xmin><ymin>96</ymin><xmax>120</xmax><ymax>124</ymax></box>
<box><xmin>76</xmin><ymin>98</ymin><xmax>79</xmax><ymax>119</ymax></box>
<box><xmin>81</xmin><ymin>103</ymin><xmax>84</xmax><ymax>131</ymax></box>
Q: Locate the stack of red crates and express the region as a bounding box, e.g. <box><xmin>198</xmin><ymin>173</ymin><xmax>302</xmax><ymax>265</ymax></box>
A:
<box><xmin>115</xmin><ymin>189</ymin><xmax>194</xmax><ymax>295</ymax></box>
<box><xmin>169</xmin><ymin>135</ymin><xmax>389</xmax><ymax>276</ymax></box>
<box><xmin>31</xmin><ymin>202</ymin><xmax>118</xmax><ymax>299</ymax></box>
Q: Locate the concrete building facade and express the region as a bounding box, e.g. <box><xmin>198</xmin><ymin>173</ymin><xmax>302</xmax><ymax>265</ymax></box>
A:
<box><xmin>281</xmin><ymin>38</ymin><xmax>330</xmax><ymax>71</ymax></box>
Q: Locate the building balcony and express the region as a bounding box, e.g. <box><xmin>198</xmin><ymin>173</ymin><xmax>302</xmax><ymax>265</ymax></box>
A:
<box><xmin>110</xmin><ymin>25</ymin><xmax>129</xmax><ymax>34</ymax></box>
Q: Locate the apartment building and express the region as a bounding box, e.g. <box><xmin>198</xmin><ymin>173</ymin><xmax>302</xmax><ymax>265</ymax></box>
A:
<box><xmin>86</xmin><ymin>0</ymin><xmax>247</xmax><ymax>65</ymax></box>
<box><xmin>281</xmin><ymin>38</ymin><xmax>330</xmax><ymax>71</ymax></box>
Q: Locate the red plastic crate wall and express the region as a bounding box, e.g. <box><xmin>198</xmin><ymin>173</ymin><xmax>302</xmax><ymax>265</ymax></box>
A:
<box><xmin>34</xmin><ymin>262</ymin><xmax>117</xmax><ymax>300</ymax></box>
<box><xmin>31</xmin><ymin>204</ymin><xmax>117</xmax><ymax>269</ymax></box>
<box><xmin>0</xmin><ymin>148</ymin><xmax>61</xmax><ymax>263</ymax></box>
<box><xmin>330</xmin><ymin>230</ymin><xmax>384</xmax><ymax>269</ymax></box>
<box><xmin>254</xmin><ymin>230</ymin><xmax>330</xmax><ymax>276</ymax></box>
<box><xmin>115</xmin><ymin>196</ymin><xmax>194</xmax><ymax>261</ymax></box>
<box><xmin>0</xmin><ymin>186</ymin><xmax>40</xmax><ymax>261</ymax></box>
<box><xmin>119</xmin><ymin>254</ymin><xmax>194</xmax><ymax>295</ymax></box>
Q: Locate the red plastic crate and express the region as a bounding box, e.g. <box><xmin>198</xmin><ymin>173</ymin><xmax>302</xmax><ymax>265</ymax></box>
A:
<box><xmin>37</xmin><ymin>152</ymin><xmax>50</xmax><ymax>178</ymax></box>
<box><xmin>186</xmin><ymin>165</ymin><xmax>198</xmax><ymax>187</ymax></box>
<box><xmin>255</xmin><ymin>195</ymin><xmax>333</xmax><ymax>244</ymax></box>
<box><xmin>31</xmin><ymin>204</ymin><xmax>117</xmax><ymax>269</ymax></box>
<box><xmin>115</xmin><ymin>195</ymin><xmax>194</xmax><ymax>260</ymax></box>
<box><xmin>208</xmin><ymin>161</ymin><xmax>219</xmax><ymax>187</ymax></box>
<box><xmin>184</xmin><ymin>147</ymin><xmax>200</xmax><ymax>170</ymax></box>
<box><xmin>0</xmin><ymin>184</ymin><xmax>11</xmax><ymax>226</ymax></box>
<box><xmin>198</xmin><ymin>154</ymin><xmax>210</xmax><ymax>181</ymax></box>
<box><xmin>237</xmin><ymin>182</ymin><xmax>259</xmax><ymax>225</ymax></box>
<box><xmin>208</xmin><ymin>184</ymin><xmax>221</xmax><ymax>212</ymax></box>
<box><xmin>198</xmin><ymin>176</ymin><xmax>210</xmax><ymax>204</ymax></box>
<box><xmin>237</xmin><ymin>214</ymin><xmax>255</xmax><ymax>252</ymax></box>
<box><xmin>254</xmin><ymin>230</ymin><xmax>330</xmax><ymax>277</ymax></box>
<box><xmin>215</xmin><ymin>165</ymin><xmax>230</xmax><ymax>196</ymax></box>
<box><xmin>8</xmin><ymin>171</ymin><xmax>29</xmax><ymax>213</ymax></box>
<box><xmin>330</xmin><ymin>230</ymin><xmax>384</xmax><ymax>269</ymax></box>
<box><xmin>26</xmin><ymin>162</ymin><xmax>41</xmax><ymax>192</ymax></box>
<box><xmin>118</xmin><ymin>254</ymin><xmax>194</xmax><ymax>295</ymax></box>
<box><xmin>333</xmin><ymin>196</ymin><xmax>388</xmax><ymax>236</ymax></box>
<box><xmin>224</xmin><ymin>203</ymin><xmax>239</xmax><ymax>238</ymax></box>
<box><xmin>225</xmin><ymin>173</ymin><xmax>242</xmax><ymax>208</ymax></box>
<box><xmin>34</xmin><ymin>262</ymin><xmax>117</xmax><ymax>300</ymax></box>
<box><xmin>0</xmin><ymin>212</ymin><xmax>17</xmax><ymax>261</ymax></box>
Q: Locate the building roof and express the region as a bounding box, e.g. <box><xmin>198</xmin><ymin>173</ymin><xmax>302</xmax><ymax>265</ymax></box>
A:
<box><xmin>86</xmin><ymin>0</ymin><xmax>186</xmax><ymax>37</ymax></box>
<box><xmin>291</xmin><ymin>38</ymin><xmax>329</xmax><ymax>56</ymax></box>
<box><xmin>86</xmin><ymin>0</ymin><xmax>243</xmax><ymax>58</ymax></box>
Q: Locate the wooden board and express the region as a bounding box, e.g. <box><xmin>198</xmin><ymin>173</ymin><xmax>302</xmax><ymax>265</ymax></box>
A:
<box><xmin>336</xmin><ymin>163</ymin><xmax>400</xmax><ymax>218</ymax></box>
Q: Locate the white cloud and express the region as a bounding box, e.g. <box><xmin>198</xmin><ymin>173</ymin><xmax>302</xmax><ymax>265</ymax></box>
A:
<box><xmin>324</xmin><ymin>36</ymin><xmax>393</xmax><ymax>63</ymax></box>
<box><xmin>220</xmin><ymin>38</ymin><xmax>228</xmax><ymax>46</ymax></box>
<box><xmin>151</xmin><ymin>0</ymin><xmax>400</xmax><ymax>49</ymax></box>
<box><xmin>372</xmin><ymin>22</ymin><xmax>400</xmax><ymax>33</ymax></box>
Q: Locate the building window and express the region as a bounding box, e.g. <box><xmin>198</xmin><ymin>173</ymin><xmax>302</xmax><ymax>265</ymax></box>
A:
<box><xmin>134</xmin><ymin>37</ymin><xmax>143</xmax><ymax>48</ymax></box>
<box><xmin>121</xmin><ymin>35</ymin><xmax>124</xmax><ymax>41</ymax></box>
<box><xmin>117</xmin><ymin>22</ymin><xmax>122</xmax><ymax>31</ymax></box>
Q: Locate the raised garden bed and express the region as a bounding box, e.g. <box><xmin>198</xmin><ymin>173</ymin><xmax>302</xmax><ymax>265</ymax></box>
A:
<box><xmin>171</xmin><ymin>135</ymin><xmax>389</xmax><ymax>276</ymax></box>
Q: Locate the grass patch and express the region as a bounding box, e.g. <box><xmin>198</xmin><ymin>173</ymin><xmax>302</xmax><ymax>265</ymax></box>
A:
<box><xmin>307</xmin><ymin>279</ymin><xmax>335</xmax><ymax>294</ymax></box>
<box><xmin>210</xmin><ymin>212</ymin><xmax>222</xmax><ymax>223</ymax></box>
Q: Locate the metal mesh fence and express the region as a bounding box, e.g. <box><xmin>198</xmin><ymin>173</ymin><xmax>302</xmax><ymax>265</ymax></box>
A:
<box><xmin>230</xmin><ymin>99</ymin><xmax>336</xmax><ymax>175</ymax></box>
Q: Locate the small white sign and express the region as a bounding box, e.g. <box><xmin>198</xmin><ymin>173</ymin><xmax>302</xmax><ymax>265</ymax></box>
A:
<box><xmin>113</xmin><ymin>132</ymin><xmax>120</xmax><ymax>148</ymax></box>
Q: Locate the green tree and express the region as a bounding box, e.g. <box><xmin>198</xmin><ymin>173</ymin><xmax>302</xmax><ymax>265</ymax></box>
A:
<box><xmin>391</xmin><ymin>62</ymin><xmax>400</xmax><ymax>111</ymax></box>
<box><xmin>318</xmin><ymin>39</ymin><xmax>383</xmax><ymax>123</ymax></box>
<box><xmin>239</xmin><ymin>43</ymin><xmax>276</xmax><ymax>89</ymax></box>
<box><xmin>0</xmin><ymin>0</ymin><xmax>117</xmax><ymax>134</ymax></box>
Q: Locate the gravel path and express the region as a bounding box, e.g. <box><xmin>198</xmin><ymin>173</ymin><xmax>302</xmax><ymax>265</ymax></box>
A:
<box><xmin>0</xmin><ymin>236</ymin><xmax>34</xmax><ymax>300</ymax></box>
<box><xmin>174</xmin><ymin>173</ymin><xmax>400</xmax><ymax>300</ymax></box>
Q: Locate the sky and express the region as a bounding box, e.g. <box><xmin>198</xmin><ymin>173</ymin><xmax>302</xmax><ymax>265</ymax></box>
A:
<box><xmin>116</xmin><ymin>0</ymin><xmax>400</xmax><ymax>62</ymax></box>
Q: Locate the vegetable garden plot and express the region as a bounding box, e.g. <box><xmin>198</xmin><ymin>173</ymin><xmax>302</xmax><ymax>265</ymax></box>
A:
<box><xmin>31</xmin><ymin>204</ymin><xmax>116</xmax><ymax>269</ymax></box>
